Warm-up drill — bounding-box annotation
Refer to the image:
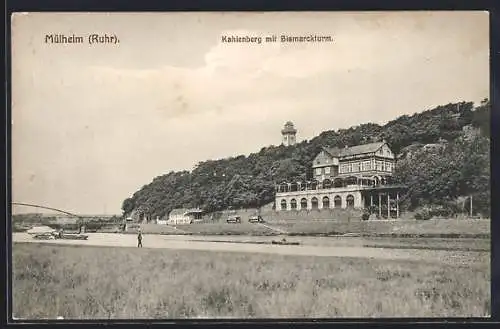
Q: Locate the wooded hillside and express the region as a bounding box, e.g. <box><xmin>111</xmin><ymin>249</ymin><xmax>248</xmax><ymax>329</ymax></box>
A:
<box><xmin>122</xmin><ymin>99</ymin><xmax>490</xmax><ymax>219</ymax></box>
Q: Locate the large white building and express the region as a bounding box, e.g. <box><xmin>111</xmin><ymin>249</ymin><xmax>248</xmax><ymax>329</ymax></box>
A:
<box><xmin>165</xmin><ymin>208</ymin><xmax>203</xmax><ymax>225</ymax></box>
<box><xmin>275</xmin><ymin>140</ymin><xmax>406</xmax><ymax>218</ymax></box>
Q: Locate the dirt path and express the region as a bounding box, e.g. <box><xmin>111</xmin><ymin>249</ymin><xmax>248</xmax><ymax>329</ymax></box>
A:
<box><xmin>12</xmin><ymin>233</ymin><xmax>487</xmax><ymax>265</ymax></box>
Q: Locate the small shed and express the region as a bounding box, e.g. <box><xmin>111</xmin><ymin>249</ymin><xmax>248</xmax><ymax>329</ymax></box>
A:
<box><xmin>167</xmin><ymin>208</ymin><xmax>203</xmax><ymax>225</ymax></box>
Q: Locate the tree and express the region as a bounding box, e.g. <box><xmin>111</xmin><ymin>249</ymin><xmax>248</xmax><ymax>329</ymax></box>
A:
<box><xmin>121</xmin><ymin>198</ymin><xmax>135</xmax><ymax>216</ymax></box>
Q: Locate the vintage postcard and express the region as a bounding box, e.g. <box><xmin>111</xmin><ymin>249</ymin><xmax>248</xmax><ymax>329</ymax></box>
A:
<box><xmin>10</xmin><ymin>11</ymin><xmax>490</xmax><ymax>320</ymax></box>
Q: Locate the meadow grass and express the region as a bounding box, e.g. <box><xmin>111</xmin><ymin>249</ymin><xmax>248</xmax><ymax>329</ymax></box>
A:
<box><xmin>118</xmin><ymin>219</ymin><xmax>490</xmax><ymax>238</ymax></box>
<box><xmin>271</xmin><ymin>219</ymin><xmax>490</xmax><ymax>236</ymax></box>
<box><xmin>12</xmin><ymin>242</ymin><xmax>490</xmax><ymax>319</ymax></box>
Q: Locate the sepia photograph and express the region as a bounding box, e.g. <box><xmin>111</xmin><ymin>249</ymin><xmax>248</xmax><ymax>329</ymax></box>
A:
<box><xmin>10</xmin><ymin>11</ymin><xmax>490</xmax><ymax>319</ymax></box>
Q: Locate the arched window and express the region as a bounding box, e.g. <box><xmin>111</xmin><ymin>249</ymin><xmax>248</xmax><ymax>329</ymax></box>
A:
<box><xmin>280</xmin><ymin>199</ymin><xmax>287</xmax><ymax>210</ymax></box>
<box><xmin>300</xmin><ymin>198</ymin><xmax>308</xmax><ymax>209</ymax></box>
<box><xmin>334</xmin><ymin>178</ymin><xmax>343</xmax><ymax>188</ymax></box>
<box><xmin>311</xmin><ymin>197</ymin><xmax>319</xmax><ymax>209</ymax></box>
<box><xmin>290</xmin><ymin>199</ymin><xmax>297</xmax><ymax>210</ymax></box>
<box><xmin>346</xmin><ymin>195</ymin><xmax>355</xmax><ymax>208</ymax></box>
<box><xmin>346</xmin><ymin>176</ymin><xmax>358</xmax><ymax>186</ymax></box>
<box><xmin>323</xmin><ymin>179</ymin><xmax>332</xmax><ymax>189</ymax></box>
<box><xmin>290</xmin><ymin>182</ymin><xmax>298</xmax><ymax>192</ymax></box>
<box><xmin>322</xmin><ymin>196</ymin><xmax>330</xmax><ymax>209</ymax></box>
<box><xmin>310</xmin><ymin>180</ymin><xmax>319</xmax><ymax>190</ymax></box>
<box><xmin>334</xmin><ymin>195</ymin><xmax>342</xmax><ymax>208</ymax></box>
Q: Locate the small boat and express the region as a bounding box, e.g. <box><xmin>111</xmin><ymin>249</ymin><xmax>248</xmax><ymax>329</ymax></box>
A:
<box><xmin>271</xmin><ymin>239</ymin><xmax>300</xmax><ymax>246</ymax></box>
<box><xmin>27</xmin><ymin>226</ymin><xmax>57</xmax><ymax>235</ymax></box>
<box><xmin>33</xmin><ymin>232</ymin><xmax>57</xmax><ymax>240</ymax></box>
<box><xmin>60</xmin><ymin>233</ymin><xmax>89</xmax><ymax>240</ymax></box>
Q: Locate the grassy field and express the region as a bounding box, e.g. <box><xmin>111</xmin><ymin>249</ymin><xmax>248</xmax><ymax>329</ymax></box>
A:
<box><xmin>117</xmin><ymin>219</ymin><xmax>490</xmax><ymax>238</ymax></box>
<box><xmin>360</xmin><ymin>237</ymin><xmax>490</xmax><ymax>252</ymax></box>
<box><xmin>12</xmin><ymin>243</ymin><xmax>490</xmax><ymax>319</ymax></box>
<box><xmin>270</xmin><ymin>219</ymin><xmax>490</xmax><ymax>236</ymax></box>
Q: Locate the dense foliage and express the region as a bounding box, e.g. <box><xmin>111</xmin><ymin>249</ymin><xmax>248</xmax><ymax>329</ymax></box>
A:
<box><xmin>123</xmin><ymin>100</ymin><xmax>490</xmax><ymax>219</ymax></box>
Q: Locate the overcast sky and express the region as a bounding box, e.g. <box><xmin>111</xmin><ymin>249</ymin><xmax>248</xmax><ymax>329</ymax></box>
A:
<box><xmin>11</xmin><ymin>11</ymin><xmax>489</xmax><ymax>215</ymax></box>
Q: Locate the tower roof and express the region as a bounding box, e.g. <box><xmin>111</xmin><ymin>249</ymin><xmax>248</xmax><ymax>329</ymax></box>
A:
<box><xmin>281</xmin><ymin>121</ymin><xmax>297</xmax><ymax>134</ymax></box>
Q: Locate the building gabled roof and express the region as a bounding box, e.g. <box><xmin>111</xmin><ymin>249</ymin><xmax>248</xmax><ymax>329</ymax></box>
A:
<box><xmin>339</xmin><ymin>141</ymin><xmax>385</xmax><ymax>157</ymax></box>
<box><xmin>322</xmin><ymin>146</ymin><xmax>341</xmax><ymax>157</ymax></box>
<box><xmin>322</xmin><ymin>141</ymin><xmax>385</xmax><ymax>158</ymax></box>
<box><xmin>169</xmin><ymin>208</ymin><xmax>189</xmax><ymax>217</ymax></box>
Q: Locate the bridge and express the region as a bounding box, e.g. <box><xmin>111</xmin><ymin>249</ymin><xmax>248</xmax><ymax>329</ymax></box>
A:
<box><xmin>12</xmin><ymin>202</ymin><xmax>121</xmax><ymax>224</ymax></box>
<box><xmin>12</xmin><ymin>202</ymin><xmax>82</xmax><ymax>218</ymax></box>
<box><xmin>12</xmin><ymin>202</ymin><xmax>124</xmax><ymax>234</ymax></box>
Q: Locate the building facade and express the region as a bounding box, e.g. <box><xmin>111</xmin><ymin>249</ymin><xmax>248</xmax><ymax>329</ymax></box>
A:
<box><xmin>281</xmin><ymin>121</ymin><xmax>297</xmax><ymax>146</ymax></box>
<box><xmin>166</xmin><ymin>208</ymin><xmax>203</xmax><ymax>225</ymax></box>
<box><xmin>275</xmin><ymin>141</ymin><xmax>406</xmax><ymax>218</ymax></box>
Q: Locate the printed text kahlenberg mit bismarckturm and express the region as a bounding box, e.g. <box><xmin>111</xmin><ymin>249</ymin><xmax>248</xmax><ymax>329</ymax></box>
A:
<box><xmin>221</xmin><ymin>34</ymin><xmax>334</xmax><ymax>44</ymax></box>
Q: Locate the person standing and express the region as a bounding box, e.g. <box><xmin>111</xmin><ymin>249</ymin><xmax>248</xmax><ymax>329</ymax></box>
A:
<box><xmin>137</xmin><ymin>229</ymin><xmax>143</xmax><ymax>248</ymax></box>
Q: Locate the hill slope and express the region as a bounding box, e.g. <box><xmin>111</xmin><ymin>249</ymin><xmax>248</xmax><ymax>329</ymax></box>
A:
<box><xmin>122</xmin><ymin>100</ymin><xmax>490</xmax><ymax>219</ymax></box>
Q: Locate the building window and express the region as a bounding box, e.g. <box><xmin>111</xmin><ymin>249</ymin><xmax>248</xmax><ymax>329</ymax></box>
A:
<box><xmin>352</xmin><ymin>162</ymin><xmax>360</xmax><ymax>172</ymax></box>
<box><xmin>315</xmin><ymin>168</ymin><xmax>322</xmax><ymax>175</ymax></box>
<box><xmin>280</xmin><ymin>199</ymin><xmax>287</xmax><ymax>210</ymax></box>
<box><xmin>325</xmin><ymin>167</ymin><xmax>331</xmax><ymax>174</ymax></box>
<box><xmin>376</xmin><ymin>161</ymin><xmax>382</xmax><ymax>171</ymax></box>
<box><xmin>300</xmin><ymin>198</ymin><xmax>308</xmax><ymax>209</ymax></box>
<box><xmin>311</xmin><ymin>181</ymin><xmax>318</xmax><ymax>190</ymax></box>
<box><xmin>346</xmin><ymin>176</ymin><xmax>357</xmax><ymax>186</ymax></box>
<box><xmin>386</xmin><ymin>162</ymin><xmax>392</xmax><ymax>172</ymax></box>
<box><xmin>290</xmin><ymin>199</ymin><xmax>297</xmax><ymax>210</ymax></box>
<box><xmin>362</xmin><ymin>161</ymin><xmax>371</xmax><ymax>171</ymax></box>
